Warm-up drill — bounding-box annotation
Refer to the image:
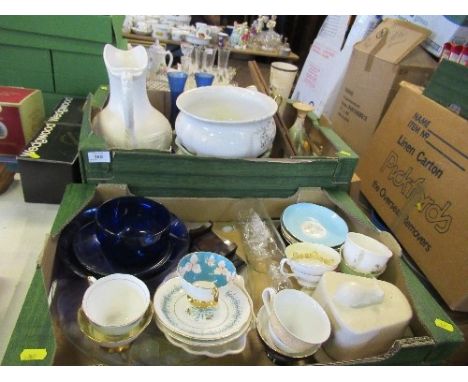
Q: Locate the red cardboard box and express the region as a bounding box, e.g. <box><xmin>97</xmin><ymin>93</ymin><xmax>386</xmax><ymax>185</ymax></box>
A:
<box><xmin>0</xmin><ymin>86</ymin><xmax>44</xmax><ymax>155</ymax></box>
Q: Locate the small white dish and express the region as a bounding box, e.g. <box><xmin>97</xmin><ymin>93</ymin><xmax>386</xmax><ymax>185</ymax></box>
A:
<box><xmin>185</xmin><ymin>34</ymin><xmax>211</xmax><ymax>46</ymax></box>
<box><xmin>131</xmin><ymin>26</ymin><xmax>152</xmax><ymax>36</ymax></box>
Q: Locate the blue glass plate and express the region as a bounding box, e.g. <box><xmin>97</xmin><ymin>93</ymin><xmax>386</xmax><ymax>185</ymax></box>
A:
<box><xmin>281</xmin><ymin>203</ymin><xmax>348</xmax><ymax>247</ymax></box>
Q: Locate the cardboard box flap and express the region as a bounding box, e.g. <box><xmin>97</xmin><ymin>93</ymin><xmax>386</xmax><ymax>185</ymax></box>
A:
<box><xmin>356</xmin><ymin>18</ymin><xmax>431</xmax><ymax>65</ymax></box>
<box><xmin>400</xmin><ymin>47</ymin><xmax>438</xmax><ymax>69</ymax></box>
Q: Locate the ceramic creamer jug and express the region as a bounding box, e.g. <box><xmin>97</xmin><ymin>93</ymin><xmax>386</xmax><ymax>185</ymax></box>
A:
<box><xmin>148</xmin><ymin>40</ymin><xmax>173</xmax><ymax>79</ymax></box>
<box><xmin>94</xmin><ymin>44</ymin><xmax>172</xmax><ymax>150</ymax></box>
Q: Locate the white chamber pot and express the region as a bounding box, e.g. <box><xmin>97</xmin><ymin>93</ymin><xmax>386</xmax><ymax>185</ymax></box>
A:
<box><xmin>175</xmin><ymin>86</ymin><xmax>278</xmax><ymax>158</ymax></box>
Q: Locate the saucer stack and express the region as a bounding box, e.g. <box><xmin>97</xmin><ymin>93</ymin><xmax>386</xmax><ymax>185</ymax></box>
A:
<box><xmin>153</xmin><ymin>276</ymin><xmax>253</xmax><ymax>357</ymax></box>
<box><xmin>280</xmin><ymin>203</ymin><xmax>349</xmax><ymax>248</ymax></box>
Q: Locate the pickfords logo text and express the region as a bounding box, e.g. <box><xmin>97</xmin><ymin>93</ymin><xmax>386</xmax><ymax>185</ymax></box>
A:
<box><xmin>380</xmin><ymin>151</ymin><xmax>452</xmax><ymax>234</ymax></box>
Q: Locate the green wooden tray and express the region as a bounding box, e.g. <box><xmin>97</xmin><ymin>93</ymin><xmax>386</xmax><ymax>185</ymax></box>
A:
<box><xmin>2</xmin><ymin>183</ymin><xmax>463</xmax><ymax>365</ymax></box>
<box><xmin>79</xmin><ymin>87</ymin><xmax>359</xmax><ymax>197</ymax></box>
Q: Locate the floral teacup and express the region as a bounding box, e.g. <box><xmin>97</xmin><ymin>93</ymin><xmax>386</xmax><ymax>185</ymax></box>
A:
<box><xmin>177</xmin><ymin>251</ymin><xmax>236</xmax><ymax>308</ymax></box>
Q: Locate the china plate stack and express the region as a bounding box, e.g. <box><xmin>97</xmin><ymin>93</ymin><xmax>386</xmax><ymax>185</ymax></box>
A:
<box><xmin>153</xmin><ymin>276</ymin><xmax>253</xmax><ymax>357</ymax></box>
<box><xmin>280</xmin><ymin>203</ymin><xmax>349</xmax><ymax>248</ymax></box>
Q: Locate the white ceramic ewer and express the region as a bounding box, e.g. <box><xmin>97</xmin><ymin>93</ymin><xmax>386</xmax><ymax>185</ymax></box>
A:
<box><xmin>94</xmin><ymin>44</ymin><xmax>172</xmax><ymax>150</ymax></box>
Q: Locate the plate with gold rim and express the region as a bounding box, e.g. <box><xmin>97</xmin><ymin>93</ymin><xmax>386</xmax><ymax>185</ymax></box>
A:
<box><xmin>77</xmin><ymin>305</ymin><xmax>153</xmax><ymax>348</ymax></box>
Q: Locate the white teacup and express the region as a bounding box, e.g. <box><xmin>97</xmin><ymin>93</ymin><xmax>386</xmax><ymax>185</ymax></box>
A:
<box><xmin>280</xmin><ymin>242</ymin><xmax>341</xmax><ymax>287</ymax></box>
<box><xmin>82</xmin><ymin>274</ymin><xmax>150</xmax><ymax>337</ymax></box>
<box><xmin>261</xmin><ymin>288</ymin><xmax>331</xmax><ymax>354</ymax></box>
<box><xmin>342</xmin><ymin>232</ymin><xmax>393</xmax><ymax>274</ymax></box>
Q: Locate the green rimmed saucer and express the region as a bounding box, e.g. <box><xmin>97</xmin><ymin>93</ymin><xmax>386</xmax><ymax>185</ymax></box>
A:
<box><xmin>77</xmin><ymin>305</ymin><xmax>153</xmax><ymax>350</ymax></box>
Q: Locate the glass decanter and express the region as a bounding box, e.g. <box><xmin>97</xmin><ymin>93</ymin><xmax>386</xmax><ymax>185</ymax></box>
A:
<box><xmin>288</xmin><ymin>102</ymin><xmax>314</xmax><ymax>156</ymax></box>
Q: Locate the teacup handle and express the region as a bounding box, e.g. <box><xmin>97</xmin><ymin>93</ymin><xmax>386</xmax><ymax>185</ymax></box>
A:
<box><xmin>261</xmin><ymin>287</ymin><xmax>277</xmax><ymax>317</ymax></box>
<box><xmin>166</xmin><ymin>51</ymin><xmax>174</xmax><ymax>69</ymax></box>
<box><xmin>87</xmin><ymin>276</ymin><xmax>97</xmax><ymax>285</ymax></box>
<box><xmin>279</xmin><ymin>258</ymin><xmax>295</xmax><ymax>277</ymax></box>
<box><xmin>273</xmin><ymin>93</ymin><xmax>283</xmax><ymax>107</ymax></box>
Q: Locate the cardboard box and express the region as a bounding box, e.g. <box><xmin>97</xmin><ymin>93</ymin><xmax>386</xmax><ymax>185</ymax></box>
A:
<box><xmin>18</xmin><ymin>97</ymin><xmax>85</xmax><ymax>204</ymax></box>
<box><xmin>387</xmin><ymin>15</ymin><xmax>468</xmax><ymax>57</ymax></box>
<box><xmin>1</xmin><ymin>183</ymin><xmax>463</xmax><ymax>365</ymax></box>
<box><xmin>0</xmin><ymin>86</ymin><xmax>45</xmax><ymax>155</ymax></box>
<box><xmin>330</xmin><ymin>18</ymin><xmax>436</xmax><ymax>156</ymax></box>
<box><xmin>358</xmin><ymin>81</ymin><xmax>468</xmax><ymax>312</ymax></box>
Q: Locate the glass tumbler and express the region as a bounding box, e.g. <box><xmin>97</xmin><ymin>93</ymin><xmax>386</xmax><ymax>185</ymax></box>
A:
<box><xmin>167</xmin><ymin>71</ymin><xmax>188</xmax><ymax>126</ymax></box>
<box><xmin>217</xmin><ymin>47</ymin><xmax>231</xmax><ymax>83</ymax></box>
<box><xmin>202</xmin><ymin>47</ymin><xmax>217</xmax><ymax>73</ymax></box>
<box><xmin>193</xmin><ymin>46</ymin><xmax>204</xmax><ymax>73</ymax></box>
<box><xmin>180</xmin><ymin>56</ymin><xmax>191</xmax><ymax>74</ymax></box>
<box><xmin>194</xmin><ymin>72</ymin><xmax>215</xmax><ymax>87</ymax></box>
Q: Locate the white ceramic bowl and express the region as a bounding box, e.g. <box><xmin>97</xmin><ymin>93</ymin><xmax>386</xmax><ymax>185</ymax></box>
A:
<box><xmin>175</xmin><ymin>86</ymin><xmax>278</xmax><ymax>158</ymax></box>
<box><xmin>82</xmin><ymin>273</ymin><xmax>150</xmax><ymax>336</ymax></box>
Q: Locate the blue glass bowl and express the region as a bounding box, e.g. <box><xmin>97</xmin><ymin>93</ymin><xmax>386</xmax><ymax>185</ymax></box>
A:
<box><xmin>96</xmin><ymin>196</ymin><xmax>171</xmax><ymax>267</ymax></box>
<box><xmin>177</xmin><ymin>251</ymin><xmax>237</xmax><ymax>288</ymax></box>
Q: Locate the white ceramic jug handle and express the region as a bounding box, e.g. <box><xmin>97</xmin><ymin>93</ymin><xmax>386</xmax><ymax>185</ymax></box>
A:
<box><xmin>279</xmin><ymin>258</ymin><xmax>295</xmax><ymax>277</ymax></box>
<box><xmin>121</xmin><ymin>72</ymin><xmax>136</xmax><ymax>148</ymax></box>
<box><xmin>166</xmin><ymin>51</ymin><xmax>174</xmax><ymax>70</ymax></box>
<box><xmin>261</xmin><ymin>287</ymin><xmax>276</xmax><ymax>317</ymax></box>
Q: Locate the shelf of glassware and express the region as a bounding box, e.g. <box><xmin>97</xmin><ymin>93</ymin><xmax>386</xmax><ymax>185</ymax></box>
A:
<box><xmin>122</xmin><ymin>32</ymin><xmax>300</xmax><ymax>62</ymax></box>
